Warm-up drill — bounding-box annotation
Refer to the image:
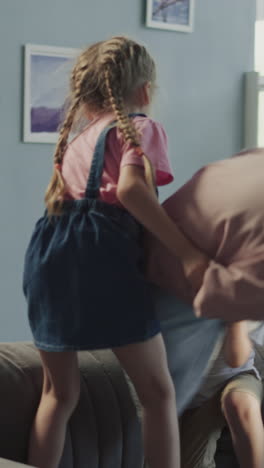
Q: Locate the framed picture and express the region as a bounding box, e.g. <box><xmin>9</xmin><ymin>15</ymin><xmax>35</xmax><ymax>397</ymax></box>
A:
<box><xmin>23</xmin><ymin>44</ymin><xmax>81</xmax><ymax>143</ymax></box>
<box><xmin>146</xmin><ymin>0</ymin><xmax>195</xmax><ymax>33</ymax></box>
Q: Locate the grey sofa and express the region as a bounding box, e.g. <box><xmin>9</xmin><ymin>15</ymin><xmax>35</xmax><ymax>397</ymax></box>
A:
<box><xmin>0</xmin><ymin>342</ymin><xmax>143</xmax><ymax>468</ymax></box>
<box><xmin>0</xmin><ymin>341</ymin><xmax>246</xmax><ymax>468</ymax></box>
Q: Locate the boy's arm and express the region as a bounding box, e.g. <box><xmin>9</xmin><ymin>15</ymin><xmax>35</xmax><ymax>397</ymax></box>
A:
<box><xmin>223</xmin><ymin>321</ymin><xmax>252</xmax><ymax>367</ymax></box>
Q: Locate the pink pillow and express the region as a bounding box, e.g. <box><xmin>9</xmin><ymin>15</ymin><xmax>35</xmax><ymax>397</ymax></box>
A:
<box><xmin>146</xmin><ymin>149</ymin><xmax>264</xmax><ymax>321</ymax></box>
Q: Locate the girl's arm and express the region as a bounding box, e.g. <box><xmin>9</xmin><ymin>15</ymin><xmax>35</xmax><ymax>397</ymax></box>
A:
<box><xmin>117</xmin><ymin>164</ymin><xmax>208</xmax><ymax>290</ymax></box>
<box><xmin>223</xmin><ymin>321</ymin><xmax>252</xmax><ymax>368</ymax></box>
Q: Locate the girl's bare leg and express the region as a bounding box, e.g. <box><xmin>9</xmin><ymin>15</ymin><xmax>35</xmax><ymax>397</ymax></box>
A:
<box><xmin>27</xmin><ymin>351</ymin><xmax>80</xmax><ymax>468</ymax></box>
<box><xmin>113</xmin><ymin>333</ymin><xmax>180</xmax><ymax>468</ymax></box>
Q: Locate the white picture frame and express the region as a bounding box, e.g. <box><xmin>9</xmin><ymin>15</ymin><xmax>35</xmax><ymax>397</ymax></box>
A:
<box><xmin>23</xmin><ymin>44</ymin><xmax>81</xmax><ymax>144</ymax></box>
<box><xmin>146</xmin><ymin>0</ymin><xmax>195</xmax><ymax>33</ymax></box>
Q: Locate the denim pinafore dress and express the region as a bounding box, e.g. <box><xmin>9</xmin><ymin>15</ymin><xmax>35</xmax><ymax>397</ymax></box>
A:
<box><xmin>23</xmin><ymin>120</ymin><xmax>161</xmax><ymax>351</ymax></box>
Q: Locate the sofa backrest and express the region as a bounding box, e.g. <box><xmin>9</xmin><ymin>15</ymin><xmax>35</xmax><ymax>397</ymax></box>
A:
<box><xmin>0</xmin><ymin>342</ymin><xmax>143</xmax><ymax>468</ymax></box>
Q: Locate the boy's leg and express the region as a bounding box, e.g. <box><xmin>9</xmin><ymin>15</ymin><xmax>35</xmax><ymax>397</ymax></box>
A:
<box><xmin>180</xmin><ymin>391</ymin><xmax>226</xmax><ymax>468</ymax></box>
<box><xmin>221</xmin><ymin>372</ymin><xmax>264</xmax><ymax>468</ymax></box>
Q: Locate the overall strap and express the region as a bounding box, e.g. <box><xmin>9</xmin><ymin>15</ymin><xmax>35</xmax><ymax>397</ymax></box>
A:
<box><xmin>85</xmin><ymin>122</ymin><xmax>117</xmax><ymax>199</ymax></box>
<box><xmin>85</xmin><ymin>113</ymin><xmax>147</xmax><ymax>199</ymax></box>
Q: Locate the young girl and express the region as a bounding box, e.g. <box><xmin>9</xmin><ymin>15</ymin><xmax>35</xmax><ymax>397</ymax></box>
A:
<box><xmin>23</xmin><ymin>36</ymin><xmax>208</xmax><ymax>468</ymax></box>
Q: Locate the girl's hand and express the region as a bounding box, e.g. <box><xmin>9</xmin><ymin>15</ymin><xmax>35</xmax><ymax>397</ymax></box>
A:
<box><xmin>182</xmin><ymin>250</ymin><xmax>209</xmax><ymax>295</ymax></box>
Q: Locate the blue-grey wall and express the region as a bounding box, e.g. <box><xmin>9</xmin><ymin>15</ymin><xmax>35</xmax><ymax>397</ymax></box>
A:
<box><xmin>0</xmin><ymin>0</ymin><xmax>256</xmax><ymax>341</ymax></box>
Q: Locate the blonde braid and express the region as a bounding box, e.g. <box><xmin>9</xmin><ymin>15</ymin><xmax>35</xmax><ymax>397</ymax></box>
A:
<box><xmin>45</xmin><ymin>95</ymin><xmax>81</xmax><ymax>216</ymax></box>
<box><xmin>45</xmin><ymin>37</ymin><xmax>158</xmax><ymax>215</ymax></box>
<box><xmin>105</xmin><ymin>68</ymin><xmax>157</xmax><ymax>196</ymax></box>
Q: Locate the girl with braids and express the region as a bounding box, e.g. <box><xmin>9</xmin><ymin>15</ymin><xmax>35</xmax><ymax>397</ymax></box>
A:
<box><xmin>23</xmin><ymin>36</ymin><xmax>209</xmax><ymax>468</ymax></box>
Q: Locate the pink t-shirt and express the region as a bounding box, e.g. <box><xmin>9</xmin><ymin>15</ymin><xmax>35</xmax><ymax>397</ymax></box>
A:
<box><xmin>62</xmin><ymin>113</ymin><xmax>174</xmax><ymax>204</ymax></box>
<box><xmin>147</xmin><ymin>148</ymin><xmax>264</xmax><ymax>321</ymax></box>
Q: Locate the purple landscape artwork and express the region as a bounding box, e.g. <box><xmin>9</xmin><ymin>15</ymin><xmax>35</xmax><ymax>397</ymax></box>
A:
<box><xmin>30</xmin><ymin>55</ymin><xmax>69</xmax><ymax>134</ymax></box>
<box><xmin>23</xmin><ymin>45</ymin><xmax>80</xmax><ymax>143</ymax></box>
